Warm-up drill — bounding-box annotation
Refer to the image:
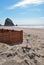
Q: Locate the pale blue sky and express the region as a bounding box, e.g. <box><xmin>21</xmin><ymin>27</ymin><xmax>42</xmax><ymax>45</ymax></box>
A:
<box><xmin>0</xmin><ymin>0</ymin><xmax>44</xmax><ymax>25</ymax></box>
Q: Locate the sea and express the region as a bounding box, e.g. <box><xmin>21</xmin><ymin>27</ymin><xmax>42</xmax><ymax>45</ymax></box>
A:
<box><xmin>18</xmin><ymin>25</ymin><xmax>44</xmax><ymax>28</ymax></box>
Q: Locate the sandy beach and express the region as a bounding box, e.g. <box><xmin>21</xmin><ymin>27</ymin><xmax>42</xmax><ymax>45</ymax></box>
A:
<box><xmin>0</xmin><ymin>27</ymin><xmax>44</xmax><ymax>65</ymax></box>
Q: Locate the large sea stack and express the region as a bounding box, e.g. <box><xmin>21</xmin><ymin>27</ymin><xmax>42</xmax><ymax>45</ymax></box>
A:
<box><xmin>4</xmin><ymin>18</ymin><xmax>14</xmax><ymax>26</ymax></box>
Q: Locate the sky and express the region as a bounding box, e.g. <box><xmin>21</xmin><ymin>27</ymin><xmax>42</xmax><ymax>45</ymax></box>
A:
<box><xmin>0</xmin><ymin>0</ymin><xmax>44</xmax><ymax>25</ymax></box>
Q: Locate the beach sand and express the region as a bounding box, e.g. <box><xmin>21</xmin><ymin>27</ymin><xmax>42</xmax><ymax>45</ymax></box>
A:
<box><xmin>0</xmin><ymin>27</ymin><xmax>44</xmax><ymax>65</ymax></box>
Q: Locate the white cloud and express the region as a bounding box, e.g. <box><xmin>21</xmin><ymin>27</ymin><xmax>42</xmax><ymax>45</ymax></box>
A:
<box><xmin>7</xmin><ymin>0</ymin><xmax>44</xmax><ymax>9</ymax></box>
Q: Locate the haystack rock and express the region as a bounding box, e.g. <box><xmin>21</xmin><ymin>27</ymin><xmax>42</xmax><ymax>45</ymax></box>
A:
<box><xmin>4</xmin><ymin>18</ymin><xmax>14</xmax><ymax>26</ymax></box>
<box><xmin>0</xmin><ymin>24</ymin><xmax>2</xmax><ymax>26</ymax></box>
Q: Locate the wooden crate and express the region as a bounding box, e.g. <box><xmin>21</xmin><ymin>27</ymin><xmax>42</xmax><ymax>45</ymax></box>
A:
<box><xmin>0</xmin><ymin>29</ymin><xmax>23</xmax><ymax>43</ymax></box>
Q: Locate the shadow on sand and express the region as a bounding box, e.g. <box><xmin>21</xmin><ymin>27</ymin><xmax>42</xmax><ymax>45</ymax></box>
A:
<box><xmin>0</xmin><ymin>42</ymin><xmax>22</xmax><ymax>46</ymax></box>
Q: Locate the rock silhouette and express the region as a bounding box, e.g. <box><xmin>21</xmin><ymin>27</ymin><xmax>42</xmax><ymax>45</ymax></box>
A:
<box><xmin>4</xmin><ymin>18</ymin><xmax>14</xmax><ymax>26</ymax></box>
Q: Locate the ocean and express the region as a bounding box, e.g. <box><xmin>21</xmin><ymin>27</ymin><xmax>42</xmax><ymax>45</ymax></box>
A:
<box><xmin>18</xmin><ymin>25</ymin><xmax>44</xmax><ymax>28</ymax></box>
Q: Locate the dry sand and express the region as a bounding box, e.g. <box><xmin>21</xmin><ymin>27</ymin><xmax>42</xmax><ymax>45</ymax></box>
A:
<box><xmin>0</xmin><ymin>27</ymin><xmax>44</xmax><ymax>65</ymax></box>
